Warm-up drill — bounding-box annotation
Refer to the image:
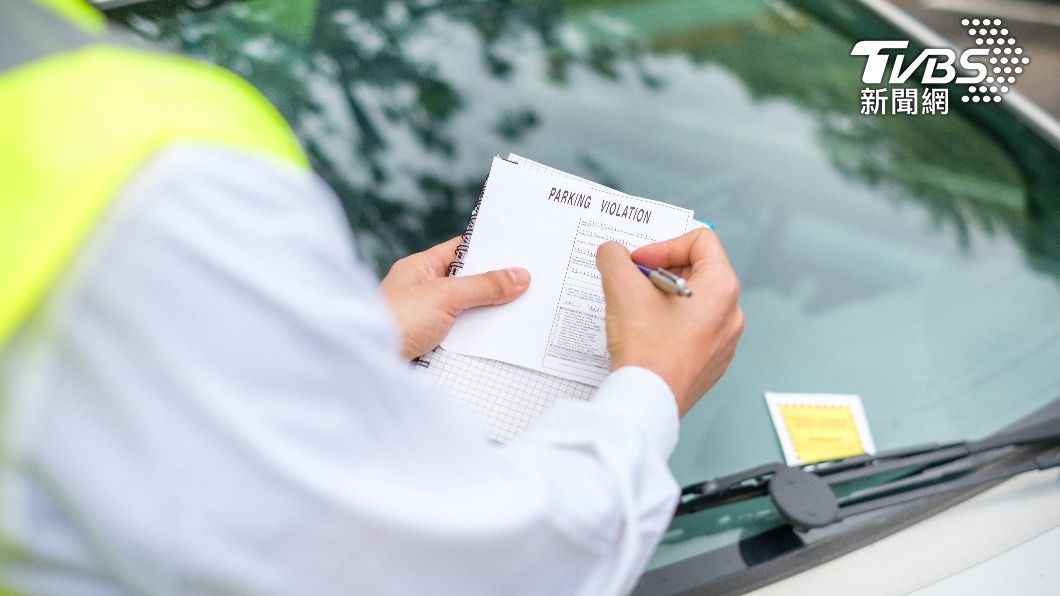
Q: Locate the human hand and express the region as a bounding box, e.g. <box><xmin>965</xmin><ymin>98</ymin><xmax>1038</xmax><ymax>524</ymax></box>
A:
<box><xmin>595</xmin><ymin>229</ymin><xmax>744</xmax><ymax>416</ymax></box>
<box><xmin>381</xmin><ymin>236</ymin><xmax>531</xmax><ymax>360</ymax></box>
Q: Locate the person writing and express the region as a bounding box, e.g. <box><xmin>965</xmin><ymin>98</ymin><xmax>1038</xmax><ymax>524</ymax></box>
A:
<box><xmin>0</xmin><ymin>1</ymin><xmax>744</xmax><ymax>594</ymax></box>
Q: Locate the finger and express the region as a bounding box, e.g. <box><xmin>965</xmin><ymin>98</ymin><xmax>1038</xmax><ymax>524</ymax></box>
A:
<box><xmin>596</xmin><ymin>241</ymin><xmax>651</xmax><ymax>301</ymax></box>
<box><xmin>442</xmin><ymin>267</ymin><xmax>531</xmax><ymax>312</ymax></box>
<box><xmin>632</xmin><ymin>228</ymin><xmax>730</xmax><ymax>278</ymax></box>
<box><xmin>425</xmin><ymin>236</ymin><xmax>464</xmax><ymax>258</ymax></box>
<box><xmin>418</xmin><ymin>236</ymin><xmax>466</xmax><ymax>276</ymax></box>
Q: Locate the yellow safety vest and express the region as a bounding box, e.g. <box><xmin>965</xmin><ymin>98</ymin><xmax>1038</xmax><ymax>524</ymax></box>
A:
<box><xmin>0</xmin><ymin>0</ymin><xmax>308</xmax><ymax>348</ymax></box>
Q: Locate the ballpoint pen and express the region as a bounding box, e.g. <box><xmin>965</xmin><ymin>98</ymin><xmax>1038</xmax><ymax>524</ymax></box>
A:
<box><xmin>634</xmin><ymin>220</ymin><xmax>711</xmax><ymax>297</ymax></box>
<box><xmin>636</xmin><ymin>264</ymin><xmax>692</xmax><ymax>297</ymax></box>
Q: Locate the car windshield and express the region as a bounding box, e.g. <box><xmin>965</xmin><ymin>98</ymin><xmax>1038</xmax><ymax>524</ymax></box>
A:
<box><xmin>107</xmin><ymin>0</ymin><xmax>1060</xmax><ymax>580</ymax></box>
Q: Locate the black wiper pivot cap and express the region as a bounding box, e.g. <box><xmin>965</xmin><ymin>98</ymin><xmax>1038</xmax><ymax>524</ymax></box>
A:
<box><xmin>768</xmin><ymin>467</ymin><xmax>839</xmax><ymax>531</ymax></box>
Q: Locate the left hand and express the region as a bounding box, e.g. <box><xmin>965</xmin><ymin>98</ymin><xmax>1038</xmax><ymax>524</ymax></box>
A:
<box><xmin>381</xmin><ymin>236</ymin><xmax>531</xmax><ymax>360</ymax></box>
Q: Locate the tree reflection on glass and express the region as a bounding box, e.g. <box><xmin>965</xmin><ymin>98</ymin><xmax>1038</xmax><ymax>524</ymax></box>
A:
<box><xmin>113</xmin><ymin>0</ymin><xmax>651</xmax><ymax>270</ymax></box>
<box><xmin>108</xmin><ymin>0</ymin><xmax>1054</xmax><ymax>275</ymax></box>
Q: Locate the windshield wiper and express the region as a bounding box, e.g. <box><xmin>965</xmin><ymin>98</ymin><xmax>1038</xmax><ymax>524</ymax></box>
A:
<box><xmin>676</xmin><ymin>412</ymin><xmax>1060</xmax><ymax>530</ymax></box>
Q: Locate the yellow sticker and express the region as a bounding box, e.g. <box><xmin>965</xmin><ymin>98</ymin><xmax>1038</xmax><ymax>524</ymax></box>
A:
<box><xmin>765</xmin><ymin>393</ymin><xmax>876</xmax><ymax>466</ymax></box>
<box><xmin>778</xmin><ymin>405</ymin><xmax>865</xmax><ymax>464</ymax></box>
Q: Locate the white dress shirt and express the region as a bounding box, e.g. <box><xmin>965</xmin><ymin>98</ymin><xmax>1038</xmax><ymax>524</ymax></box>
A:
<box><xmin>0</xmin><ymin>144</ymin><xmax>680</xmax><ymax>595</ymax></box>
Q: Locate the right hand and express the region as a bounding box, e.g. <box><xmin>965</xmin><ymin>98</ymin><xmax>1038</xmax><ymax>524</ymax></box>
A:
<box><xmin>596</xmin><ymin>229</ymin><xmax>744</xmax><ymax>417</ymax></box>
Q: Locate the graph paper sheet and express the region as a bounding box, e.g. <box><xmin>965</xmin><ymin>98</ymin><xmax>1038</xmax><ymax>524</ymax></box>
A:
<box><xmin>414</xmin><ymin>347</ymin><xmax>594</xmax><ymax>443</ymax></box>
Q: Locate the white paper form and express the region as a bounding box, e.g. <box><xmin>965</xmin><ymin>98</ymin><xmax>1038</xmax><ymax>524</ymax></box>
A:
<box><xmin>442</xmin><ymin>157</ymin><xmax>693</xmax><ymax>384</ymax></box>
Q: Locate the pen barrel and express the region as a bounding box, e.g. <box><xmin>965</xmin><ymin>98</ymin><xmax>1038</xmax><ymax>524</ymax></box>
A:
<box><xmin>648</xmin><ymin>271</ymin><xmax>692</xmax><ymax>297</ymax></box>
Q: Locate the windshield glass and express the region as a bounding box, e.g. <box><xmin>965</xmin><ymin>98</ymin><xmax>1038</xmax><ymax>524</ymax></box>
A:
<box><xmin>108</xmin><ymin>0</ymin><xmax>1060</xmax><ymax>577</ymax></box>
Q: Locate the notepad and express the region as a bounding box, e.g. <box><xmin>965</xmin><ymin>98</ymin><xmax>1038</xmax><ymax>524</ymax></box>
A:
<box><xmin>414</xmin><ymin>155</ymin><xmax>699</xmax><ymax>442</ymax></box>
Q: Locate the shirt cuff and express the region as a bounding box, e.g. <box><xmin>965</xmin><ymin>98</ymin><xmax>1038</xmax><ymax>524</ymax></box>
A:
<box><xmin>592</xmin><ymin>366</ymin><xmax>680</xmax><ymax>457</ymax></box>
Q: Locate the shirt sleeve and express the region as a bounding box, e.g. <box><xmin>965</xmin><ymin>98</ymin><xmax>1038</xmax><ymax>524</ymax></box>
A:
<box><xmin>0</xmin><ymin>144</ymin><xmax>680</xmax><ymax>596</ymax></box>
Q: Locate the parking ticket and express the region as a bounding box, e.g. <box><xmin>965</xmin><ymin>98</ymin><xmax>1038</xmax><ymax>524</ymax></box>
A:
<box><xmin>764</xmin><ymin>392</ymin><xmax>877</xmax><ymax>466</ymax></box>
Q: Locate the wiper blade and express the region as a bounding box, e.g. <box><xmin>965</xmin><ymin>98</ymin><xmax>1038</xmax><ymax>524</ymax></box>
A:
<box><xmin>676</xmin><ymin>412</ymin><xmax>1060</xmax><ymax>530</ymax></box>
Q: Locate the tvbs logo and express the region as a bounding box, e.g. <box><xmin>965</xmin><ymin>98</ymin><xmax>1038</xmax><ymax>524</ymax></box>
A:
<box><xmin>852</xmin><ymin>17</ymin><xmax>1029</xmax><ymax>106</ymax></box>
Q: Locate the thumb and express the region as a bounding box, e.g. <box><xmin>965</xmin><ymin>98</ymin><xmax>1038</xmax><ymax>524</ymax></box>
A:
<box><xmin>442</xmin><ymin>267</ymin><xmax>531</xmax><ymax>313</ymax></box>
<box><xmin>596</xmin><ymin>241</ymin><xmax>648</xmax><ymax>301</ymax></box>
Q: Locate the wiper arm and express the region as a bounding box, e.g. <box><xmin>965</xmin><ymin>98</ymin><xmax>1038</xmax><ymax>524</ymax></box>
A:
<box><xmin>676</xmin><ymin>412</ymin><xmax>1060</xmax><ymax>530</ymax></box>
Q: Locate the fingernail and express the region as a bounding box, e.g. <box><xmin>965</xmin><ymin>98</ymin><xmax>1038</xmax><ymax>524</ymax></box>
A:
<box><xmin>507</xmin><ymin>268</ymin><xmax>530</xmax><ymax>286</ymax></box>
<box><xmin>694</xmin><ymin>218</ymin><xmax>716</xmax><ymax>231</ymax></box>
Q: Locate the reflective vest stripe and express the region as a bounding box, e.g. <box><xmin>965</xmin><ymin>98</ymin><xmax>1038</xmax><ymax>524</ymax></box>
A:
<box><xmin>0</xmin><ymin>0</ymin><xmax>308</xmax><ymax>347</ymax></box>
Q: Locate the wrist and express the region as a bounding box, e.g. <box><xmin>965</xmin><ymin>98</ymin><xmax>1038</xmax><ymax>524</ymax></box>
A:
<box><xmin>611</xmin><ymin>354</ymin><xmax>693</xmax><ymax>416</ymax></box>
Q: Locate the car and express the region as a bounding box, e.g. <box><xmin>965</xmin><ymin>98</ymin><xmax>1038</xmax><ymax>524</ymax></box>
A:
<box><xmin>95</xmin><ymin>0</ymin><xmax>1060</xmax><ymax>593</ymax></box>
